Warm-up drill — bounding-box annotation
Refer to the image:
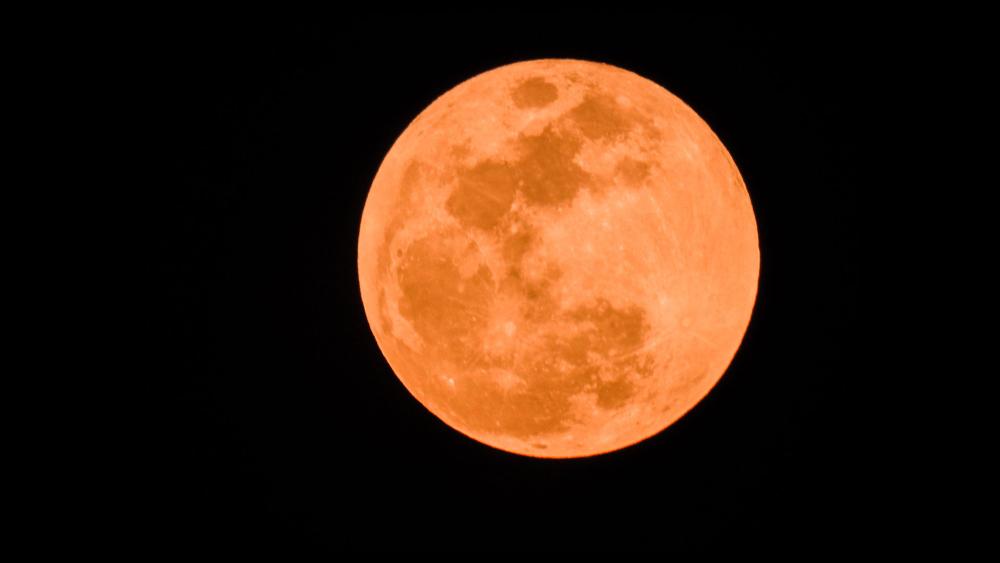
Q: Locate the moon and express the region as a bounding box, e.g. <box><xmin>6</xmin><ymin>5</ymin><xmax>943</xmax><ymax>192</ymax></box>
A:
<box><xmin>358</xmin><ymin>59</ymin><xmax>759</xmax><ymax>458</ymax></box>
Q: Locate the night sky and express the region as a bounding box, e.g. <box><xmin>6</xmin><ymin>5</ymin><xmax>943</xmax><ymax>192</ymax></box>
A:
<box><xmin>150</xmin><ymin>15</ymin><xmax>869</xmax><ymax>554</ymax></box>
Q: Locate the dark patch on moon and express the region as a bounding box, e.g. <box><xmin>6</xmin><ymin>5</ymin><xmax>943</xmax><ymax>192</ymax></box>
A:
<box><xmin>568</xmin><ymin>299</ymin><xmax>650</xmax><ymax>355</ymax></box>
<box><xmin>615</xmin><ymin>156</ymin><xmax>652</xmax><ymax>185</ymax></box>
<box><xmin>444</xmin><ymin>123</ymin><xmax>592</xmax><ymax>231</ymax></box>
<box><xmin>595</xmin><ymin>377</ymin><xmax>637</xmax><ymax>410</ymax></box>
<box><xmin>515</xmin><ymin>126</ymin><xmax>590</xmax><ymax>206</ymax></box>
<box><xmin>500</xmin><ymin>222</ymin><xmax>535</xmax><ymax>265</ymax></box>
<box><xmin>446</xmin><ymin>160</ymin><xmax>518</xmax><ymax>229</ymax></box>
<box><xmin>396</xmin><ymin>233</ymin><xmax>494</xmax><ymax>368</ymax></box>
<box><xmin>568</xmin><ymin>93</ymin><xmax>635</xmax><ymax>141</ymax></box>
<box><xmin>511</xmin><ymin>77</ymin><xmax>559</xmax><ymax>109</ymax></box>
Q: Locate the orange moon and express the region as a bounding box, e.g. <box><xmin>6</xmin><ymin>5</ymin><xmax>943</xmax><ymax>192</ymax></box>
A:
<box><xmin>358</xmin><ymin>59</ymin><xmax>759</xmax><ymax>458</ymax></box>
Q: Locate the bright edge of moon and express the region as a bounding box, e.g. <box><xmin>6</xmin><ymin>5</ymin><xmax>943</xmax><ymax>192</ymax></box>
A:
<box><xmin>357</xmin><ymin>59</ymin><xmax>759</xmax><ymax>458</ymax></box>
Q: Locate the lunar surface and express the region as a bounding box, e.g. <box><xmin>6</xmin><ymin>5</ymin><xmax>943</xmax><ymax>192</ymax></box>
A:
<box><xmin>358</xmin><ymin>59</ymin><xmax>759</xmax><ymax>458</ymax></box>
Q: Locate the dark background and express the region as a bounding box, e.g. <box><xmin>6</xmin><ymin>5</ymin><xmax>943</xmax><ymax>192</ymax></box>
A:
<box><xmin>150</xmin><ymin>15</ymin><xmax>869</xmax><ymax>554</ymax></box>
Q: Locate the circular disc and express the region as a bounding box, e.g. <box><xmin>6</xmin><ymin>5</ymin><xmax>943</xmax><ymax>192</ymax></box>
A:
<box><xmin>358</xmin><ymin>59</ymin><xmax>759</xmax><ymax>458</ymax></box>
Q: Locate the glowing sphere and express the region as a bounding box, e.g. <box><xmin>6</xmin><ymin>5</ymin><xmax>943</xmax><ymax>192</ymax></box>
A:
<box><xmin>358</xmin><ymin>59</ymin><xmax>759</xmax><ymax>458</ymax></box>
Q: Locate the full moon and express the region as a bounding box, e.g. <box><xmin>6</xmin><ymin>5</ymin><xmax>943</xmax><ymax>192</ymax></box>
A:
<box><xmin>358</xmin><ymin>59</ymin><xmax>759</xmax><ymax>458</ymax></box>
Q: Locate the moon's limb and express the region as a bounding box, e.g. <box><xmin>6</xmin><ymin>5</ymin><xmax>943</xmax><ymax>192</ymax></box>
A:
<box><xmin>358</xmin><ymin>59</ymin><xmax>759</xmax><ymax>458</ymax></box>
